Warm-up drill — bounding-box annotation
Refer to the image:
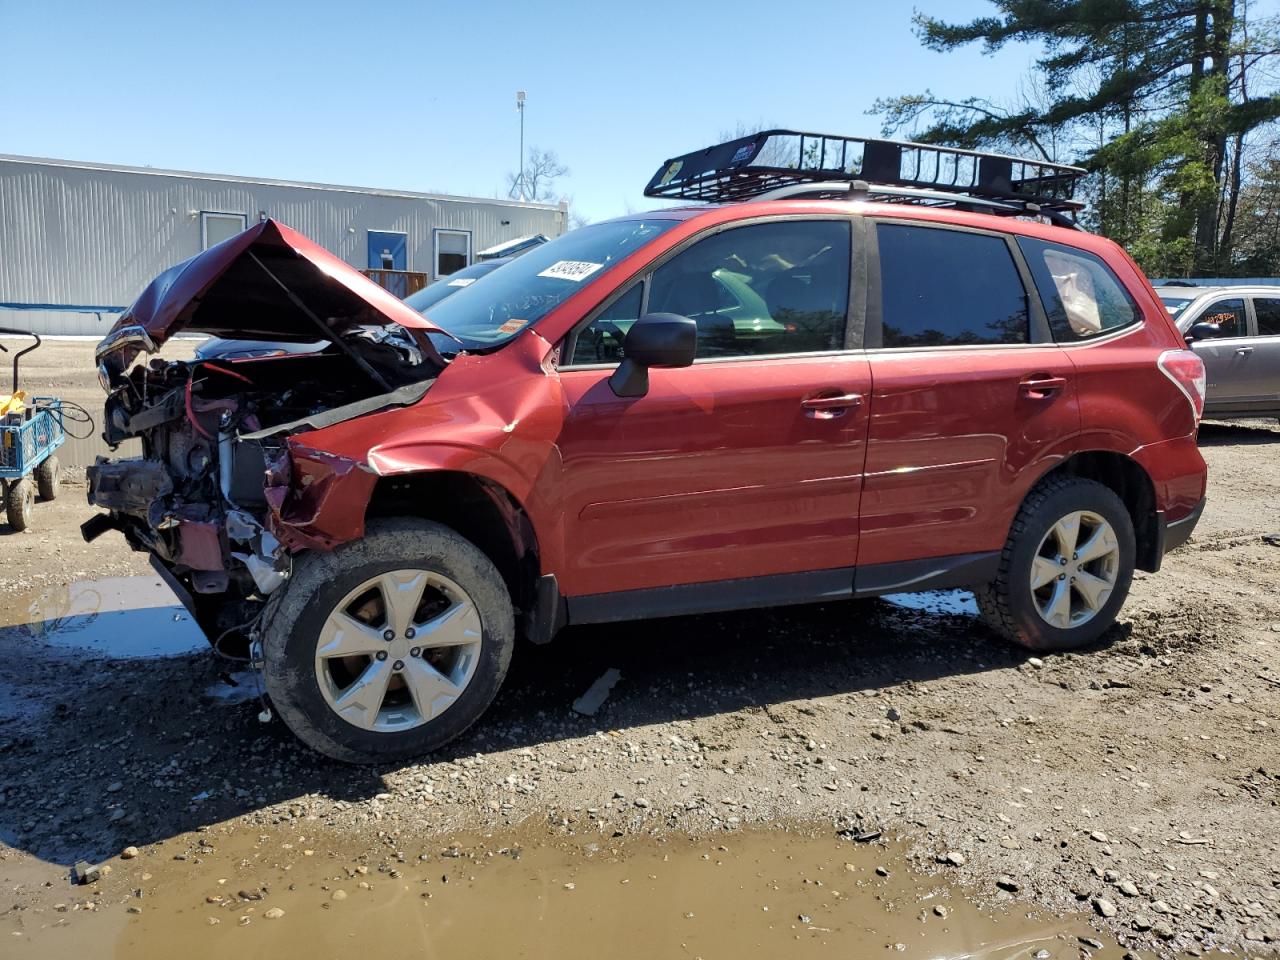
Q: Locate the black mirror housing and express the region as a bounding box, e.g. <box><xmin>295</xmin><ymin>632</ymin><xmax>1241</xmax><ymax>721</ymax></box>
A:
<box><xmin>1186</xmin><ymin>321</ymin><xmax>1222</xmax><ymax>342</ymax></box>
<box><xmin>608</xmin><ymin>313</ymin><xmax>697</xmax><ymax>398</ymax></box>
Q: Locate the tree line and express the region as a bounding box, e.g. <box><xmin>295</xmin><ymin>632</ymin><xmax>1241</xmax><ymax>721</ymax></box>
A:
<box><xmin>873</xmin><ymin>0</ymin><xmax>1280</xmax><ymax>278</ymax></box>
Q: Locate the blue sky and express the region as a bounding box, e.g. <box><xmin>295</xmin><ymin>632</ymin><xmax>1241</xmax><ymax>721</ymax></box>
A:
<box><xmin>1</xmin><ymin>1</ymin><xmax>1273</xmax><ymax>223</ymax></box>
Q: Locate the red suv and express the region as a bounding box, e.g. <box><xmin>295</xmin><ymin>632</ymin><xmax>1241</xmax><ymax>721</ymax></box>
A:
<box><xmin>86</xmin><ymin>132</ymin><xmax>1207</xmax><ymax>762</ymax></box>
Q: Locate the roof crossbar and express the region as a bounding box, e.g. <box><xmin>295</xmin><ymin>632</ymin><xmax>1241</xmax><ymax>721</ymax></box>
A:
<box><xmin>644</xmin><ymin>130</ymin><xmax>1086</xmax><ymax>220</ymax></box>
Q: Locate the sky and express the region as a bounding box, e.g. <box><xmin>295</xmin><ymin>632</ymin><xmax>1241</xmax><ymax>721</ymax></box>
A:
<box><xmin>1</xmin><ymin>0</ymin><xmax>1274</xmax><ymax>224</ymax></box>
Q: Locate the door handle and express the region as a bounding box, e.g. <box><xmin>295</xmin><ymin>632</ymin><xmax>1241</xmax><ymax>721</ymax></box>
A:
<box><xmin>1018</xmin><ymin>374</ymin><xmax>1068</xmax><ymax>399</ymax></box>
<box><xmin>801</xmin><ymin>392</ymin><xmax>863</xmax><ymax>411</ymax></box>
<box><xmin>1235</xmin><ymin>346</ymin><xmax>1254</xmax><ymax>355</ymax></box>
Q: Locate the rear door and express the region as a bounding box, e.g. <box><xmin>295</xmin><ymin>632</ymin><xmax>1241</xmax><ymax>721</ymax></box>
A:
<box><xmin>1185</xmin><ymin>297</ymin><xmax>1253</xmax><ymax>407</ymax></box>
<box><xmin>858</xmin><ymin>221</ymin><xmax>1080</xmax><ymax>573</ymax></box>
<box><xmin>1244</xmin><ymin>296</ymin><xmax>1280</xmax><ymax>409</ymax></box>
<box><xmin>554</xmin><ymin>217</ymin><xmax>871</xmax><ymax>598</ymax></box>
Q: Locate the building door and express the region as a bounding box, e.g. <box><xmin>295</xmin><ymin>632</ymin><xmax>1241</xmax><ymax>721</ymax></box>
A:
<box><xmin>367</xmin><ymin>231</ymin><xmax>408</xmax><ymax>297</ymax></box>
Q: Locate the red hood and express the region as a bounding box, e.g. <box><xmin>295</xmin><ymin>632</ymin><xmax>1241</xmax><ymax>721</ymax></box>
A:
<box><xmin>97</xmin><ymin>218</ymin><xmax>444</xmax><ymax>363</ymax></box>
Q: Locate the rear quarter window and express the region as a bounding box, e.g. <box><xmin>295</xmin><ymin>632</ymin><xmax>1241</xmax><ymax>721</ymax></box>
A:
<box><xmin>1017</xmin><ymin>237</ymin><xmax>1142</xmax><ymax>342</ymax></box>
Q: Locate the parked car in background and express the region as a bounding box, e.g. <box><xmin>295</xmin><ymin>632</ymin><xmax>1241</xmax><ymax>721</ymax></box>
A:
<box><xmin>1154</xmin><ymin>284</ymin><xmax>1280</xmax><ymax>420</ymax></box>
<box><xmin>86</xmin><ymin>131</ymin><xmax>1207</xmax><ymax>762</ymax></box>
<box><xmin>195</xmin><ymin>258</ymin><xmax>515</xmax><ymax>361</ymax></box>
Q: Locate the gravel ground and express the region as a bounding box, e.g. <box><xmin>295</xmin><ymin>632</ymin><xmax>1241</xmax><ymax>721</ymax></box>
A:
<box><xmin>0</xmin><ymin>418</ymin><xmax>1277</xmax><ymax>956</ymax></box>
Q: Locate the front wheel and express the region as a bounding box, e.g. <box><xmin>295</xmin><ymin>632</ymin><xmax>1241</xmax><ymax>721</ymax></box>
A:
<box><xmin>261</xmin><ymin>518</ymin><xmax>514</xmax><ymax>763</ymax></box>
<box><xmin>977</xmin><ymin>476</ymin><xmax>1135</xmax><ymax>652</ymax></box>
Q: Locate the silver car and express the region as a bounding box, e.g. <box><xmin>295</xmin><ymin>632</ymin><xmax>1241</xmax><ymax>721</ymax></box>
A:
<box><xmin>1154</xmin><ymin>284</ymin><xmax>1280</xmax><ymax>421</ymax></box>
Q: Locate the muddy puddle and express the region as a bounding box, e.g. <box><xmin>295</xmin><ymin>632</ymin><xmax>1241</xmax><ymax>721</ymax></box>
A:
<box><xmin>3</xmin><ymin>822</ymin><xmax>1142</xmax><ymax>960</ymax></box>
<box><xmin>883</xmin><ymin>589</ymin><xmax>979</xmax><ymax>617</ymax></box>
<box><xmin>0</xmin><ymin>575</ymin><xmax>207</xmax><ymax>659</ymax></box>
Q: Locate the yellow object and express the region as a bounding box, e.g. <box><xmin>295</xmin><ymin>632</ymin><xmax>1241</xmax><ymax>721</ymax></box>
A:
<box><xmin>0</xmin><ymin>390</ymin><xmax>26</xmax><ymax>417</ymax></box>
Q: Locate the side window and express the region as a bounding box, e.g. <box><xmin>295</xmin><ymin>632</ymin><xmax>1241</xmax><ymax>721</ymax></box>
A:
<box><xmin>647</xmin><ymin>220</ymin><xmax>851</xmax><ymax>359</ymax></box>
<box><xmin>571</xmin><ymin>285</ymin><xmax>644</xmax><ymax>365</ymax></box>
<box><xmin>1197</xmin><ymin>298</ymin><xmax>1247</xmax><ymax>337</ymax></box>
<box><xmin>877</xmin><ymin>224</ymin><xmax>1029</xmax><ymax>347</ymax></box>
<box><xmin>1253</xmin><ymin>298</ymin><xmax>1280</xmax><ymax>337</ymax></box>
<box><xmin>1017</xmin><ymin>237</ymin><xmax>1142</xmax><ymax>342</ymax></box>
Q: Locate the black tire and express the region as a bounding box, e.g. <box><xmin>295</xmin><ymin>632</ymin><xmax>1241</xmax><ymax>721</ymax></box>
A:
<box><xmin>5</xmin><ymin>478</ymin><xmax>33</xmax><ymax>532</ymax></box>
<box><xmin>976</xmin><ymin>476</ymin><xmax>1135</xmax><ymax>652</ymax></box>
<box><xmin>261</xmin><ymin>518</ymin><xmax>514</xmax><ymax>764</ymax></box>
<box><xmin>35</xmin><ymin>455</ymin><xmax>59</xmax><ymax>501</ymax></box>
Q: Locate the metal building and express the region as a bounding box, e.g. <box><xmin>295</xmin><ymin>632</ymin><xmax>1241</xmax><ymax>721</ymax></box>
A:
<box><xmin>0</xmin><ymin>154</ymin><xmax>568</xmax><ymax>336</ymax></box>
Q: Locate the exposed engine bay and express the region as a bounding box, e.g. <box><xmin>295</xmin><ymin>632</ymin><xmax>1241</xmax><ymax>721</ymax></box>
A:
<box><xmin>86</xmin><ymin>328</ymin><xmax>438</xmax><ymax>648</ymax></box>
<box><xmin>81</xmin><ymin>217</ymin><xmax>460</xmax><ymax>651</ymax></box>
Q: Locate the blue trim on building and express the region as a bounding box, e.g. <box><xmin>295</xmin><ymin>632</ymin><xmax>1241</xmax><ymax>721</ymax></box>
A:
<box><xmin>0</xmin><ymin>301</ymin><xmax>125</xmax><ymax>313</ymax></box>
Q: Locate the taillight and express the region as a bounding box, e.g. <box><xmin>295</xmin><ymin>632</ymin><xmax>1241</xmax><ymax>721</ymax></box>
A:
<box><xmin>1157</xmin><ymin>349</ymin><xmax>1207</xmax><ymax>422</ymax></box>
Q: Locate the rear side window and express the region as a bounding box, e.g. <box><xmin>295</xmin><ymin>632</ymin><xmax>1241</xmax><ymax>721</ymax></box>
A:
<box><xmin>1255</xmin><ymin>298</ymin><xmax>1280</xmax><ymax>337</ymax></box>
<box><xmin>1017</xmin><ymin>237</ymin><xmax>1141</xmax><ymax>342</ymax></box>
<box><xmin>876</xmin><ymin>224</ymin><xmax>1029</xmax><ymax>347</ymax></box>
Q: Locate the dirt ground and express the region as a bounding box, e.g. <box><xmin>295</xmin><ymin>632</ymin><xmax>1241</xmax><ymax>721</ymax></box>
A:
<box><xmin>0</xmin><ymin>341</ymin><xmax>1277</xmax><ymax>956</ymax></box>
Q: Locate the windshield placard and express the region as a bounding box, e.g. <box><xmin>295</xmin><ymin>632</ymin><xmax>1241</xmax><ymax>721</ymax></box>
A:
<box><xmin>538</xmin><ymin>260</ymin><xmax>605</xmax><ymax>283</ymax></box>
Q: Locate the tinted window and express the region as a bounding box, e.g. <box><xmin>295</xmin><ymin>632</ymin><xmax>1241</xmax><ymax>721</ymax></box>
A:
<box><xmin>1018</xmin><ymin>237</ymin><xmax>1141</xmax><ymax>342</ymax></box>
<box><xmin>1255</xmin><ymin>298</ymin><xmax>1280</xmax><ymax>337</ymax></box>
<box><xmin>877</xmin><ymin>224</ymin><xmax>1029</xmax><ymax>347</ymax></box>
<box><xmin>647</xmin><ymin>220</ymin><xmax>850</xmax><ymax>359</ymax></box>
<box><xmin>1196</xmin><ymin>298</ymin><xmax>1247</xmax><ymax>337</ymax></box>
<box><xmin>570</xmin><ymin>284</ymin><xmax>643</xmax><ymax>364</ymax></box>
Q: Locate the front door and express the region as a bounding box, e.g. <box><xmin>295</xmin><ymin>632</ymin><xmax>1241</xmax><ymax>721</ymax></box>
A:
<box><xmin>554</xmin><ymin>218</ymin><xmax>871</xmax><ymax>598</ymax></box>
<box><xmin>1186</xmin><ymin>297</ymin><xmax>1253</xmax><ymax>409</ymax></box>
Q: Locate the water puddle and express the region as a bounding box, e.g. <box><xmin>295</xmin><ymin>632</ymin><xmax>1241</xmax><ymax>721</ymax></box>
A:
<box><xmin>0</xmin><ymin>576</ymin><xmax>208</xmax><ymax>659</ymax></box>
<box><xmin>883</xmin><ymin>589</ymin><xmax>979</xmax><ymax>617</ymax></box>
<box><xmin>2</xmin><ymin>822</ymin><xmax>1135</xmax><ymax>960</ymax></box>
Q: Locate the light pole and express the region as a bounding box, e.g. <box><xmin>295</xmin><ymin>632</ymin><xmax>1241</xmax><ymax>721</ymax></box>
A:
<box><xmin>516</xmin><ymin>90</ymin><xmax>527</xmax><ymax>201</ymax></box>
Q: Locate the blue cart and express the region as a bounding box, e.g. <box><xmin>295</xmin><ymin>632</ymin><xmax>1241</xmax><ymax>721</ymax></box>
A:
<box><xmin>0</xmin><ymin>329</ymin><xmax>65</xmax><ymax>532</ymax></box>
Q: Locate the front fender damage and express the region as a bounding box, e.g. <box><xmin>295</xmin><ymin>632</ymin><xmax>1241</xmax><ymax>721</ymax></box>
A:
<box><xmin>264</xmin><ymin>442</ymin><xmax>378</xmax><ymax>552</ymax></box>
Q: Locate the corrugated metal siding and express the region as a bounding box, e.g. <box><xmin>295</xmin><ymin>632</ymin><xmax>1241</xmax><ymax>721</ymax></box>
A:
<box><xmin>0</xmin><ymin>156</ymin><xmax>566</xmax><ymax>334</ymax></box>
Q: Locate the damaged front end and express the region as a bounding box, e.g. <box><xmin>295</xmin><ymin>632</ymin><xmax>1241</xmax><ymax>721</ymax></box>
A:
<box><xmin>84</xmin><ymin>219</ymin><xmax>446</xmax><ymax>648</ymax></box>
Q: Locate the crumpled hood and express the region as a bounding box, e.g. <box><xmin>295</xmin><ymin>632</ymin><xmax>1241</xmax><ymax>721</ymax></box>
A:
<box><xmin>96</xmin><ymin>218</ymin><xmax>444</xmax><ymax>367</ymax></box>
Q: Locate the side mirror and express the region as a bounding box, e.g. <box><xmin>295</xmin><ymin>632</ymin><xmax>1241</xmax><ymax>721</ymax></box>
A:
<box><xmin>608</xmin><ymin>313</ymin><xmax>697</xmax><ymax>398</ymax></box>
<box><xmin>1185</xmin><ymin>321</ymin><xmax>1221</xmax><ymax>343</ymax></box>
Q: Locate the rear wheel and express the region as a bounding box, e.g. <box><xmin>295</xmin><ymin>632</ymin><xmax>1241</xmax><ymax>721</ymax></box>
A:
<box><xmin>5</xmin><ymin>478</ymin><xmax>33</xmax><ymax>532</ymax></box>
<box><xmin>977</xmin><ymin>476</ymin><xmax>1135</xmax><ymax>652</ymax></box>
<box><xmin>35</xmin><ymin>456</ymin><xmax>59</xmax><ymax>501</ymax></box>
<box><xmin>262</xmin><ymin>518</ymin><xmax>514</xmax><ymax>763</ymax></box>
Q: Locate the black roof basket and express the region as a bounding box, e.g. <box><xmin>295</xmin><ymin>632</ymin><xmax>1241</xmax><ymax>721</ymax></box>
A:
<box><xmin>644</xmin><ymin>130</ymin><xmax>1086</xmax><ymax>224</ymax></box>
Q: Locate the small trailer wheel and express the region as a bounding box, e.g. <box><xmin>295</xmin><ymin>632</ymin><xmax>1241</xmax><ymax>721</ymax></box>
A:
<box><xmin>6</xmin><ymin>477</ymin><xmax>34</xmax><ymax>532</ymax></box>
<box><xmin>35</xmin><ymin>455</ymin><xmax>59</xmax><ymax>501</ymax></box>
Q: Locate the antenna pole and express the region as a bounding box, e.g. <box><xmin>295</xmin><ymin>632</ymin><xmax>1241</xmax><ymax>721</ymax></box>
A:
<box><xmin>516</xmin><ymin>90</ymin><xmax>527</xmax><ymax>201</ymax></box>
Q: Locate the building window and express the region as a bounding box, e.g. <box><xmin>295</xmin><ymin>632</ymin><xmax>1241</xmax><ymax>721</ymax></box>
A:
<box><xmin>201</xmin><ymin>212</ymin><xmax>247</xmax><ymax>250</ymax></box>
<box><xmin>434</xmin><ymin>229</ymin><xmax>472</xmax><ymax>277</ymax></box>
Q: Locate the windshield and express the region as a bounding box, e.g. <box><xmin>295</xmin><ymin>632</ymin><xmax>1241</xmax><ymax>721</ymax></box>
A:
<box><xmin>423</xmin><ymin>219</ymin><xmax>678</xmax><ymax>349</ymax></box>
<box><xmin>1159</xmin><ymin>295</ymin><xmax>1195</xmax><ymax>318</ymax></box>
<box><xmin>404</xmin><ymin>261</ymin><xmax>504</xmax><ymax>314</ymax></box>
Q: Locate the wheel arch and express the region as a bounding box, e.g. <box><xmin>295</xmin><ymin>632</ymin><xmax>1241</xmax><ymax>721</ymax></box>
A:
<box><xmin>364</xmin><ymin>469</ymin><xmax>548</xmax><ymax>636</ymax></box>
<box><xmin>1037</xmin><ymin>450</ymin><xmax>1160</xmax><ymax>572</ymax></box>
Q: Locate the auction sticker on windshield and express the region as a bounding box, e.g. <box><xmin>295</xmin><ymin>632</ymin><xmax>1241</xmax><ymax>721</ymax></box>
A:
<box><xmin>538</xmin><ymin>260</ymin><xmax>604</xmax><ymax>282</ymax></box>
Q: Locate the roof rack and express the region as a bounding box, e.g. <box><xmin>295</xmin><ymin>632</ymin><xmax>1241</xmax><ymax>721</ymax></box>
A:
<box><xmin>644</xmin><ymin>130</ymin><xmax>1086</xmax><ymax>224</ymax></box>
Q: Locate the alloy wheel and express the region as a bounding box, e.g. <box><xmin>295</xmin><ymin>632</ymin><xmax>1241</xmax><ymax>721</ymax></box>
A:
<box><xmin>1030</xmin><ymin>510</ymin><xmax>1121</xmax><ymax>630</ymax></box>
<box><xmin>314</xmin><ymin>569</ymin><xmax>483</xmax><ymax>732</ymax></box>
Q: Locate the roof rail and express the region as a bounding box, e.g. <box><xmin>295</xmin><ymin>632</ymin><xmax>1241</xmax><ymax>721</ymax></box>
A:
<box><xmin>644</xmin><ymin>130</ymin><xmax>1086</xmax><ymax>221</ymax></box>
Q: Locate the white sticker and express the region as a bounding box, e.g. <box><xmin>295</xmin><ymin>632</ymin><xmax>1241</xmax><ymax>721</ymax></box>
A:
<box><xmin>447</xmin><ymin>277</ymin><xmax>476</xmax><ymax>287</ymax></box>
<box><xmin>537</xmin><ymin>260</ymin><xmax>604</xmax><ymax>282</ymax></box>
